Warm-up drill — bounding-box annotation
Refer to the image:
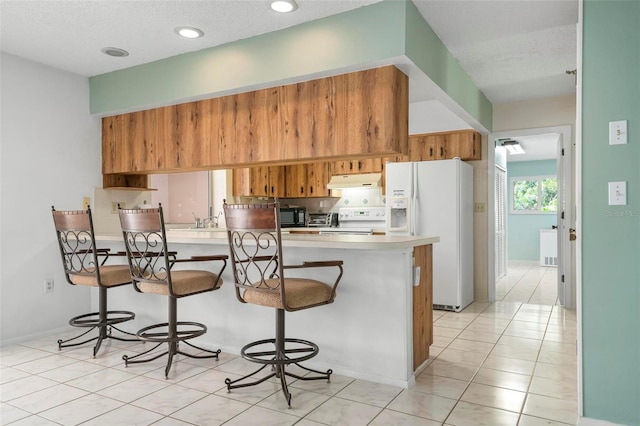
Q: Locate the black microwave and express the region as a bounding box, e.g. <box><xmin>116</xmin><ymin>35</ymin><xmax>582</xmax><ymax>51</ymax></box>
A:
<box><xmin>279</xmin><ymin>207</ymin><xmax>306</xmax><ymax>228</ymax></box>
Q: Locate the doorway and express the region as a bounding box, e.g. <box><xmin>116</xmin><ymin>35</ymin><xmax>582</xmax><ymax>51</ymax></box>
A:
<box><xmin>490</xmin><ymin>125</ymin><xmax>574</xmax><ymax>308</ymax></box>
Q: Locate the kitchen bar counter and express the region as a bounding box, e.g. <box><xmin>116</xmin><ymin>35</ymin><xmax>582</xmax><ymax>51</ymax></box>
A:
<box><xmin>94</xmin><ymin>231</ymin><xmax>438</xmax><ymax>388</ymax></box>
<box><xmin>98</xmin><ymin>228</ymin><xmax>437</xmax><ymax>250</ymax></box>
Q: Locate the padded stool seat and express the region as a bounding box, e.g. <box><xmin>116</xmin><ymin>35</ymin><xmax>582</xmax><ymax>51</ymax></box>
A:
<box><xmin>244</xmin><ymin>278</ymin><xmax>333</xmax><ymax>310</ymax></box>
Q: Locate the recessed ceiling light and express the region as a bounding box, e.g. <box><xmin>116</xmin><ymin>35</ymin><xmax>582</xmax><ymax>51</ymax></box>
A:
<box><xmin>269</xmin><ymin>0</ymin><xmax>298</xmax><ymax>13</ymax></box>
<box><xmin>174</xmin><ymin>26</ymin><xmax>204</xmax><ymax>39</ymax></box>
<box><xmin>101</xmin><ymin>47</ymin><xmax>129</xmax><ymax>57</ymax></box>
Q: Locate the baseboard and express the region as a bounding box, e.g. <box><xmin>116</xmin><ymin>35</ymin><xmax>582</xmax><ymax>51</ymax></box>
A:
<box><xmin>579</xmin><ymin>417</ymin><xmax>626</xmax><ymax>426</ymax></box>
<box><xmin>0</xmin><ymin>326</ymin><xmax>71</xmax><ymax>348</ymax></box>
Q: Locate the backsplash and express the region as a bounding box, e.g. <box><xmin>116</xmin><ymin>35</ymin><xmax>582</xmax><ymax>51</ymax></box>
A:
<box><xmin>92</xmin><ymin>188</ymin><xmax>152</xmax><ymax>233</ymax></box>
<box><xmin>280</xmin><ymin>187</ymin><xmax>385</xmax><ymax>213</ymax></box>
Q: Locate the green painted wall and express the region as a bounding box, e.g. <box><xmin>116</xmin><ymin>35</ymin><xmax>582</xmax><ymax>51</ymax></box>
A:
<box><xmin>89</xmin><ymin>0</ymin><xmax>492</xmax><ymax>130</ymax></box>
<box><xmin>582</xmin><ymin>1</ymin><xmax>640</xmax><ymax>424</ymax></box>
<box><xmin>90</xmin><ymin>1</ymin><xmax>406</xmax><ymax>114</ymax></box>
<box><xmin>507</xmin><ymin>160</ymin><xmax>557</xmax><ymax>261</ymax></box>
<box><xmin>403</xmin><ymin>0</ymin><xmax>492</xmax><ymax>129</ymax></box>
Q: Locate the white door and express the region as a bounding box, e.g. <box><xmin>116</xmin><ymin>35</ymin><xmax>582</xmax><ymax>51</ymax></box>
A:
<box><xmin>556</xmin><ymin>132</ymin><xmax>574</xmax><ymax>307</ymax></box>
<box><xmin>495</xmin><ymin>166</ymin><xmax>507</xmax><ymax>281</ymax></box>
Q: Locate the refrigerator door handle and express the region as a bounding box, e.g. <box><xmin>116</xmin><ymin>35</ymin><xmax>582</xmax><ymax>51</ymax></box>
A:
<box><xmin>411</xmin><ymin>163</ymin><xmax>418</xmax><ymax>236</ymax></box>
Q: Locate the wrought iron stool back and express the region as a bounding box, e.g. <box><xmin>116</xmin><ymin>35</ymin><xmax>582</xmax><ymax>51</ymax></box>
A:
<box><xmin>51</xmin><ymin>206</ymin><xmax>137</xmax><ymax>356</ymax></box>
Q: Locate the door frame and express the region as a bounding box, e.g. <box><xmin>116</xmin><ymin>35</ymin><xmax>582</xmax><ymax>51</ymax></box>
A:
<box><xmin>489</xmin><ymin>125</ymin><xmax>574</xmax><ymax>307</ymax></box>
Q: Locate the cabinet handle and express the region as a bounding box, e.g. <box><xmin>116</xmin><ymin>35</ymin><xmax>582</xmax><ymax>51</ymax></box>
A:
<box><xmin>300</xmin><ymin>186</ymin><xmax>304</xmax><ymax>194</ymax></box>
<box><xmin>358</xmin><ymin>161</ymin><xmax>362</xmax><ymax>169</ymax></box>
<box><xmin>429</xmin><ymin>147</ymin><xmax>433</xmax><ymax>157</ymax></box>
<box><xmin>349</xmin><ymin>162</ymin><xmax>353</xmax><ymax>171</ymax></box>
<box><xmin>310</xmin><ymin>186</ymin><xmax>314</xmax><ymax>194</ymax></box>
<box><xmin>440</xmin><ymin>147</ymin><xmax>444</xmax><ymax>156</ymax></box>
<box><xmin>264</xmin><ymin>185</ymin><xmax>268</xmax><ymax>194</ymax></box>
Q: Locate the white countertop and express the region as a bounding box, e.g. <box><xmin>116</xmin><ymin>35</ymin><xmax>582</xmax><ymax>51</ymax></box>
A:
<box><xmin>96</xmin><ymin>229</ymin><xmax>439</xmax><ymax>250</ymax></box>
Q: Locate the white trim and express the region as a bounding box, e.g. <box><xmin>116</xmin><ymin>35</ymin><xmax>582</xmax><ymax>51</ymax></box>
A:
<box><xmin>487</xmin><ymin>135</ymin><xmax>497</xmax><ymax>302</ymax></box>
<box><xmin>576</xmin><ymin>0</ymin><xmax>584</xmax><ymax>417</ymax></box>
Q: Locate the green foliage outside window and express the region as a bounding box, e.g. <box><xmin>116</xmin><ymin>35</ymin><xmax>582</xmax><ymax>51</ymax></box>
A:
<box><xmin>541</xmin><ymin>178</ymin><xmax>558</xmax><ymax>212</ymax></box>
<box><xmin>511</xmin><ymin>176</ymin><xmax>557</xmax><ymax>213</ymax></box>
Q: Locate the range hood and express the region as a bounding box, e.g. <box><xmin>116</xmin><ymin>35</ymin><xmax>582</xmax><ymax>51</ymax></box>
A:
<box><xmin>326</xmin><ymin>173</ymin><xmax>382</xmax><ymax>190</ymax></box>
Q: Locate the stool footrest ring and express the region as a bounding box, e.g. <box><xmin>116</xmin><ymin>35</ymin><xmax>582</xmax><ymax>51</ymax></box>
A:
<box><xmin>241</xmin><ymin>338</ymin><xmax>319</xmax><ymax>365</ymax></box>
<box><xmin>58</xmin><ymin>310</ymin><xmax>137</xmax><ymax>356</ymax></box>
<box><xmin>136</xmin><ymin>321</ymin><xmax>206</xmax><ymax>343</ymax></box>
<box><xmin>68</xmin><ymin>310</ymin><xmax>135</xmax><ymax>328</ymax></box>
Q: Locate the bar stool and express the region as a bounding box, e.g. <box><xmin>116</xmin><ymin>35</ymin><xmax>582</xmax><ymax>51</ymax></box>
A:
<box><xmin>223</xmin><ymin>200</ymin><xmax>343</xmax><ymax>406</ymax></box>
<box><xmin>51</xmin><ymin>206</ymin><xmax>137</xmax><ymax>357</ymax></box>
<box><xmin>118</xmin><ymin>205</ymin><xmax>227</xmax><ymax>378</ymax></box>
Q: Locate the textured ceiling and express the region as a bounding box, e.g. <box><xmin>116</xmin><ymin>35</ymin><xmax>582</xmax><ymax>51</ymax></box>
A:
<box><xmin>413</xmin><ymin>0</ymin><xmax>578</xmax><ymax>103</ymax></box>
<box><xmin>0</xmin><ymin>0</ymin><xmax>382</xmax><ymax>77</ymax></box>
<box><xmin>0</xmin><ymin>0</ymin><xmax>578</xmax><ymax>106</ymax></box>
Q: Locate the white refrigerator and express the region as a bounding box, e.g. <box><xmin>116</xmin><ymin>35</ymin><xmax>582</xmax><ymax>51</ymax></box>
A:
<box><xmin>386</xmin><ymin>158</ymin><xmax>474</xmax><ymax>312</ymax></box>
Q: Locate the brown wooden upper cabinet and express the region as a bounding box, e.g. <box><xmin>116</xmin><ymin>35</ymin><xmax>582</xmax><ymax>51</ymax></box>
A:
<box><xmin>409</xmin><ymin>130</ymin><xmax>481</xmax><ymax>162</ymax></box>
<box><xmin>102</xmin><ymin>66</ymin><xmax>408</xmax><ymax>182</ymax></box>
<box><xmin>409</xmin><ymin>134</ymin><xmax>447</xmax><ymax>161</ymax></box>
<box><xmin>330</xmin><ymin>158</ymin><xmax>383</xmax><ymax>175</ymax></box>
<box><xmin>445</xmin><ymin>130</ymin><xmax>481</xmax><ymax>160</ymax></box>
<box><xmin>232</xmin><ymin>166</ymin><xmax>286</xmax><ymax>198</ymax></box>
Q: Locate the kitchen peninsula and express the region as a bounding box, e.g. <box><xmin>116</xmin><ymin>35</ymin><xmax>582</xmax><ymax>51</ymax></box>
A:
<box><xmin>95</xmin><ymin>230</ymin><xmax>438</xmax><ymax>388</ymax></box>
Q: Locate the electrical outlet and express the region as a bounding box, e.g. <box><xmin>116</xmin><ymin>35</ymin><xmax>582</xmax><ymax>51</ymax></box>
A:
<box><xmin>111</xmin><ymin>201</ymin><xmax>126</xmax><ymax>213</ymax></box>
<box><xmin>82</xmin><ymin>197</ymin><xmax>91</xmax><ymax>210</ymax></box>
<box><xmin>474</xmin><ymin>202</ymin><xmax>486</xmax><ymax>213</ymax></box>
<box><xmin>44</xmin><ymin>279</ymin><xmax>54</xmax><ymax>293</ymax></box>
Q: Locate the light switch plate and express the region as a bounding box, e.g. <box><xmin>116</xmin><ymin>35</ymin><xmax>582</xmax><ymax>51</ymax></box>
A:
<box><xmin>609</xmin><ymin>120</ymin><xmax>628</xmax><ymax>145</ymax></box>
<box><xmin>608</xmin><ymin>181</ymin><xmax>627</xmax><ymax>205</ymax></box>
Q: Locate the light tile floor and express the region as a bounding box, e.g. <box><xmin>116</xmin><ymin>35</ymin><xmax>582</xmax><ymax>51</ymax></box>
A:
<box><xmin>1</xmin><ymin>262</ymin><xmax>577</xmax><ymax>425</ymax></box>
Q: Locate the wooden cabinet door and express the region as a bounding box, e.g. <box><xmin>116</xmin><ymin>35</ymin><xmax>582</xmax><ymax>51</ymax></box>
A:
<box><xmin>249</xmin><ymin>167</ymin><xmax>270</xmax><ymax>197</ymax></box>
<box><xmin>268</xmin><ymin>166</ymin><xmax>286</xmax><ymax>198</ymax></box>
<box><xmin>231</xmin><ymin>167</ymin><xmax>268</xmax><ymax>197</ymax></box>
<box><xmin>412</xmin><ymin>244</ymin><xmax>433</xmax><ymax>369</ymax></box>
<box><xmin>307</xmin><ymin>163</ymin><xmax>330</xmax><ymax>197</ymax></box>
<box><xmin>445</xmin><ymin>130</ymin><xmax>481</xmax><ymax>160</ymax></box>
<box><xmin>357</xmin><ymin>157</ymin><xmax>383</xmax><ymax>173</ymax></box>
<box><xmin>285</xmin><ymin>164</ymin><xmax>307</xmax><ymax>197</ymax></box>
<box><xmin>232</xmin><ymin>168</ymin><xmax>251</xmax><ymax>196</ymax></box>
<box><xmin>233</xmin><ymin>166</ymin><xmax>283</xmax><ymax>197</ymax></box>
<box><xmin>330</xmin><ymin>160</ymin><xmax>349</xmax><ymax>175</ymax></box>
<box><xmin>409</xmin><ymin>134</ymin><xmax>446</xmax><ymax>161</ymax></box>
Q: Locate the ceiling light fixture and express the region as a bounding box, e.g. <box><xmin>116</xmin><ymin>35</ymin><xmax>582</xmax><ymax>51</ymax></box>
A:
<box><xmin>174</xmin><ymin>26</ymin><xmax>204</xmax><ymax>39</ymax></box>
<box><xmin>499</xmin><ymin>138</ymin><xmax>525</xmax><ymax>155</ymax></box>
<box><xmin>101</xmin><ymin>47</ymin><xmax>129</xmax><ymax>57</ymax></box>
<box><xmin>269</xmin><ymin>0</ymin><xmax>298</xmax><ymax>13</ymax></box>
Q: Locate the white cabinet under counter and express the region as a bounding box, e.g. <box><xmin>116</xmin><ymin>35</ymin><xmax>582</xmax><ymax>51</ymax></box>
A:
<box><xmin>95</xmin><ymin>232</ymin><xmax>438</xmax><ymax>388</ymax></box>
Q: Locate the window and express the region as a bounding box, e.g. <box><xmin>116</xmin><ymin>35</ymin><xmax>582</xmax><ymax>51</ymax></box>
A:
<box><xmin>510</xmin><ymin>175</ymin><xmax>557</xmax><ymax>214</ymax></box>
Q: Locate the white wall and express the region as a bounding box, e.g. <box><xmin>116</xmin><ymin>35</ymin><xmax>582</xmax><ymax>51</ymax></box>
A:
<box><xmin>0</xmin><ymin>53</ymin><xmax>101</xmax><ymax>345</ymax></box>
<box><xmin>493</xmin><ymin>94</ymin><xmax>577</xmax><ymax>134</ymax></box>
